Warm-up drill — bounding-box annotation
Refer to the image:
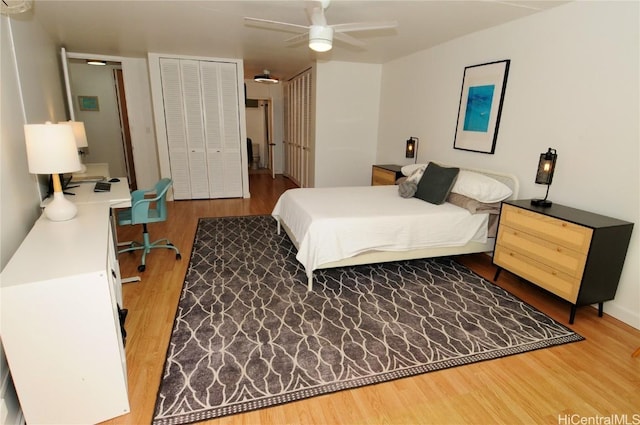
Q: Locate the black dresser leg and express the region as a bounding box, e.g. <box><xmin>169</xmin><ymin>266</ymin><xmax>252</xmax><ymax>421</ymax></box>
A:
<box><xmin>598</xmin><ymin>302</ymin><xmax>604</xmax><ymax>317</ymax></box>
<box><xmin>493</xmin><ymin>267</ymin><xmax>502</xmax><ymax>281</ymax></box>
<box><xmin>569</xmin><ymin>305</ymin><xmax>577</xmax><ymax>324</ymax></box>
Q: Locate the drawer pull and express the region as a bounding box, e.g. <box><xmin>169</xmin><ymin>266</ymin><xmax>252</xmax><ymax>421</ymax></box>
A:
<box><xmin>562</xmin><ymin>223</ymin><xmax>568</xmax><ymax>227</ymax></box>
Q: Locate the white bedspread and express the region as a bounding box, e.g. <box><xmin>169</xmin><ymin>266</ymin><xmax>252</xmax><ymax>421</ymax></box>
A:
<box><xmin>271</xmin><ymin>185</ymin><xmax>488</xmax><ymax>275</ymax></box>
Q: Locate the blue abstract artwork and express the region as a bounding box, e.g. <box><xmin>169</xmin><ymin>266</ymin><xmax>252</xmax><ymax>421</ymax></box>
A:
<box><xmin>463</xmin><ymin>85</ymin><xmax>495</xmax><ymax>132</ymax></box>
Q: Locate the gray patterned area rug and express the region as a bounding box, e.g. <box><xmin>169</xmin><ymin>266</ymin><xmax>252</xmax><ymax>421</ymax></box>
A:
<box><xmin>152</xmin><ymin>215</ymin><xmax>583</xmax><ymax>425</ymax></box>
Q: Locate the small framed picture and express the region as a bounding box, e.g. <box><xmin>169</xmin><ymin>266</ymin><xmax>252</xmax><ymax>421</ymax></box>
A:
<box><xmin>78</xmin><ymin>95</ymin><xmax>99</xmax><ymax>111</ymax></box>
<box><xmin>453</xmin><ymin>60</ymin><xmax>510</xmax><ymax>154</ymax></box>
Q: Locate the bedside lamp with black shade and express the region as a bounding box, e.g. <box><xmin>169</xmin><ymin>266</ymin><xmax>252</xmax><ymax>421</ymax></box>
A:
<box><xmin>531</xmin><ymin>147</ymin><xmax>557</xmax><ymax>207</ymax></box>
<box><xmin>405</xmin><ymin>137</ymin><xmax>419</xmax><ymax>163</ymax></box>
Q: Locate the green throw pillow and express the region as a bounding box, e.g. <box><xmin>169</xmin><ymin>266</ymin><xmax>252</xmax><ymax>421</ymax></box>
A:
<box><xmin>414</xmin><ymin>163</ymin><xmax>460</xmax><ymax>205</ymax></box>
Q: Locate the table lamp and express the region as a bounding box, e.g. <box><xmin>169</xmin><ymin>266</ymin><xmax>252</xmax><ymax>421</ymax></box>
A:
<box><xmin>531</xmin><ymin>147</ymin><xmax>557</xmax><ymax>207</ymax></box>
<box><xmin>59</xmin><ymin>120</ymin><xmax>89</xmax><ymax>173</ymax></box>
<box><xmin>24</xmin><ymin>122</ymin><xmax>82</xmax><ymax>221</ymax></box>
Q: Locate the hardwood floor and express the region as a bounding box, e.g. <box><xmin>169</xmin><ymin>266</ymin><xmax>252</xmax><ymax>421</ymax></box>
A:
<box><xmin>107</xmin><ymin>173</ymin><xmax>640</xmax><ymax>425</ymax></box>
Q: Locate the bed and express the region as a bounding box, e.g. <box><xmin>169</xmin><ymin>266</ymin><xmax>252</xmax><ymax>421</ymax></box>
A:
<box><xmin>272</xmin><ymin>164</ymin><xmax>519</xmax><ymax>290</ymax></box>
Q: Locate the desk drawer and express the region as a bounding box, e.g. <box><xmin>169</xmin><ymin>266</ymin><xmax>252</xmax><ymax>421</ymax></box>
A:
<box><xmin>496</xmin><ymin>225</ymin><xmax>587</xmax><ymax>279</ymax></box>
<box><xmin>500</xmin><ymin>204</ymin><xmax>592</xmax><ymax>253</ymax></box>
<box><xmin>494</xmin><ymin>245</ymin><xmax>580</xmax><ymax>303</ymax></box>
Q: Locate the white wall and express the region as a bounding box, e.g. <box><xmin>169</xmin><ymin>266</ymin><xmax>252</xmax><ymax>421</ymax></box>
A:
<box><xmin>314</xmin><ymin>61</ymin><xmax>382</xmax><ymax>187</ymax></box>
<box><xmin>1</xmin><ymin>11</ymin><xmax>69</xmax><ymax>424</ymax></box>
<box><xmin>377</xmin><ymin>1</ymin><xmax>639</xmax><ymax>328</ymax></box>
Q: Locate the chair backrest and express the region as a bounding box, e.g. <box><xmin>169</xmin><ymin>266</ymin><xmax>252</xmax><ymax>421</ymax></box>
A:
<box><xmin>152</xmin><ymin>177</ymin><xmax>172</xmax><ymax>219</ymax></box>
<box><xmin>130</xmin><ymin>178</ymin><xmax>173</xmax><ymax>225</ymax></box>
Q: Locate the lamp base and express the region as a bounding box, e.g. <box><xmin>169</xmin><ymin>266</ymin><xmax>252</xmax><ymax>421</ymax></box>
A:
<box><xmin>44</xmin><ymin>191</ymin><xmax>78</xmax><ymax>221</ymax></box>
<box><xmin>531</xmin><ymin>198</ymin><xmax>553</xmax><ymax>208</ymax></box>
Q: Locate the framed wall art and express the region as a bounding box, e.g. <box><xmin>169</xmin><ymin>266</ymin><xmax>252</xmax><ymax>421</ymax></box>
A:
<box><xmin>453</xmin><ymin>59</ymin><xmax>510</xmax><ymax>154</ymax></box>
<box><xmin>78</xmin><ymin>95</ymin><xmax>99</xmax><ymax>111</ymax></box>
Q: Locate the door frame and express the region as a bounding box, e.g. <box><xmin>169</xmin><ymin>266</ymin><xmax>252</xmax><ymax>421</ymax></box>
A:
<box><xmin>60</xmin><ymin>49</ymin><xmax>136</xmax><ymax>188</ymax></box>
<box><xmin>147</xmin><ymin>53</ymin><xmax>250</xmax><ymax>199</ymax></box>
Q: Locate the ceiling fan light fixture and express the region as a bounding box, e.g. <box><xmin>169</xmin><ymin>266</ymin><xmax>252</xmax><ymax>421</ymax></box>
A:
<box><xmin>254</xmin><ymin>69</ymin><xmax>279</xmax><ymax>84</ymax></box>
<box><xmin>309</xmin><ymin>25</ymin><xmax>333</xmax><ymax>52</ymax></box>
<box><xmin>0</xmin><ymin>0</ymin><xmax>33</xmax><ymax>15</ymax></box>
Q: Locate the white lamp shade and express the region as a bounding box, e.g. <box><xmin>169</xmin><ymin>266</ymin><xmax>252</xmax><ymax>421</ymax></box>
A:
<box><xmin>309</xmin><ymin>25</ymin><xmax>333</xmax><ymax>52</ymax></box>
<box><xmin>24</xmin><ymin>122</ymin><xmax>82</xmax><ymax>174</ymax></box>
<box><xmin>59</xmin><ymin>120</ymin><xmax>88</xmax><ymax>148</ymax></box>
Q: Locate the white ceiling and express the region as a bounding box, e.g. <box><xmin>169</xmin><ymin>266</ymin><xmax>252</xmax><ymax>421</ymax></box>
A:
<box><xmin>29</xmin><ymin>0</ymin><xmax>568</xmax><ymax>80</ymax></box>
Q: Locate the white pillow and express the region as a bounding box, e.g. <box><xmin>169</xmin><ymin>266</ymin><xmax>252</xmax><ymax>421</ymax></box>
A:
<box><xmin>401</xmin><ymin>163</ymin><xmax>428</xmax><ymax>177</ymax></box>
<box><xmin>451</xmin><ymin>170</ymin><xmax>512</xmax><ymax>203</ymax></box>
<box><xmin>406</xmin><ymin>164</ymin><xmax>427</xmax><ymax>183</ymax></box>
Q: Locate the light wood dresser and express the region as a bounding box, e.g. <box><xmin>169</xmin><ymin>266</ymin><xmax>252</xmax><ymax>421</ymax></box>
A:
<box><xmin>493</xmin><ymin>200</ymin><xmax>633</xmax><ymax>323</ymax></box>
<box><xmin>371</xmin><ymin>164</ymin><xmax>403</xmax><ymax>186</ymax></box>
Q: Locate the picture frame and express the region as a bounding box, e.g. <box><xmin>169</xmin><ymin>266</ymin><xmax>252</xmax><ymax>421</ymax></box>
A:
<box><xmin>78</xmin><ymin>95</ymin><xmax>99</xmax><ymax>111</ymax></box>
<box><xmin>453</xmin><ymin>60</ymin><xmax>510</xmax><ymax>154</ymax></box>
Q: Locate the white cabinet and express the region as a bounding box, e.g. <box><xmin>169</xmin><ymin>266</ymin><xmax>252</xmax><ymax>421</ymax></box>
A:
<box><xmin>0</xmin><ymin>203</ymin><xmax>129</xmax><ymax>424</ymax></box>
<box><xmin>159</xmin><ymin>57</ymin><xmax>243</xmax><ymax>199</ymax></box>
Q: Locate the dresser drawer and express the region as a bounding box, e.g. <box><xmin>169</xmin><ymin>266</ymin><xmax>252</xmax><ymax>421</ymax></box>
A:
<box><xmin>496</xmin><ymin>225</ymin><xmax>587</xmax><ymax>279</ymax></box>
<box><xmin>500</xmin><ymin>204</ymin><xmax>592</xmax><ymax>253</ymax></box>
<box><xmin>494</xmin><ymin>245</ymin><xmax>580</xmax><ymax>302</ymax></box>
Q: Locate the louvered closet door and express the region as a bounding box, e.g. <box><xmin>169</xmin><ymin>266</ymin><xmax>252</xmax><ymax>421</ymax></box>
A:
<box><xmin>180</xmin><ymin>60</ymin><xmax>210</xmax><ymax>198</ymax></box>
<box><xmin>283</xmin><ymin>69</ymin><xmax>312</xmax><ymax>187</ymax></box>
<box><xmin>159</xmin><ymin>58</ymin><xmax>191</xmax><ymax>199</ymax></box>
<box><xmin>201</xmin><ymin>61</ymin><xmax>242</xmax><ymax>198</ymax></box>
<box><xmin>283</xmin><ymin>86</ymin><xmax>290</xmax><ymax>177</ymax></box>
<box><xmin>301</xmin><ymin>71</ymin><xmax>311</xmax><ymax>188</ymax></box>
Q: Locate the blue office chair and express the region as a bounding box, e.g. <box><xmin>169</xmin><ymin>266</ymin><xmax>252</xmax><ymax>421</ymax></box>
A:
<box><xmin>117</xmin><ymin>178</ymin><xmax>181</xmax><ymax>272</ymax></box>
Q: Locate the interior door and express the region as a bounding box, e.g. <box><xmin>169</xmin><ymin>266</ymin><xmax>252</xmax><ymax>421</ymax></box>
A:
<box><xmin>159</xmin><ymin>58</ymin><xmax>191</xmax><ymax>199</ymax></box>
<box><xmin>114</xmin><ymin>69</ymin><xmax>137</xmax><ymax>190</ymax></box>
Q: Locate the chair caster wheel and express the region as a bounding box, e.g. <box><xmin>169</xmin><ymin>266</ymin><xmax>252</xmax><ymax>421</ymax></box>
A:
<box><xmin>138</xmin><ymin>265</ymin><xmax>146</xmax><ymax>272</ymax></box>
<box><xmin>176</xmin><ymin>253</ymin><xmax>182</xmax><ymax>260</ymax></box>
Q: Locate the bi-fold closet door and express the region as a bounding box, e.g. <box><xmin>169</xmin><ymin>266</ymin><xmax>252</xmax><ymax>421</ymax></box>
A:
<box><xmin>160</xmin><ymin>58</ymin><xmax>242</xmax><ymax>200</ymax></box>
<box><xmin>283</xmin><ymin>68</ymin><xmax>313</xmax><ymax>188</ymax></box>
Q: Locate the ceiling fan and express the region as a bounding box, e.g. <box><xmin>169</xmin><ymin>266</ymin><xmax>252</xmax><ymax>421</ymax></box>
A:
<box><xmin>1</xmin><ymin>0</ymin><xmax>33</xmax><ymax>15</ymax></box>
<box><xmin>244</xmin><ymin>0</ymin><xmax>398</xmax><ymax>53</ymax></box>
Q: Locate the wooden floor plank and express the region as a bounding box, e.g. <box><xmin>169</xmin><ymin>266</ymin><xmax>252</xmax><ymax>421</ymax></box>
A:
<box><xmin>102</xmin><ymin>173</ymin><xmax>640</xmax><ymax>425</ymax></box>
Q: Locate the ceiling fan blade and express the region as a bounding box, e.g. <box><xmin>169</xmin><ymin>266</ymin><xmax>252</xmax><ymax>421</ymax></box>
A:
<box><xmin>283</xmin><ymin>32</ymin><xmax>309</xmax><ymax>44</ymax></box>
<box><xmin>244</xmin><ymin>17</ymin><xmax>309</xmax><ymax>33</ymax></box>
<box><xmin>333</xmin><ymin>32</ymin><xmax>366</xmax><ymax>48</ymax></box>
<box><xmin>331</xmin><ymin>21</ymin><xmax>398</xmax><ymax>33</ymax></box>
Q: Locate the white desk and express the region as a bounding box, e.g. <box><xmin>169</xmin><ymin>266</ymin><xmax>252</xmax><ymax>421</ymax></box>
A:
<box><xmin>42</xmin><ymin>178</ymin><xmax>131</xmax><ymax>209</ymax></box>
<box><xmin>45</xmin><ymin>178</ymin><xmax>141</xmax><ymax>283</ymax></box>
<box><xmin>66</xmin><ymin>179</ymin><xmax>131</xmax><ymax>208</ymax></box>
